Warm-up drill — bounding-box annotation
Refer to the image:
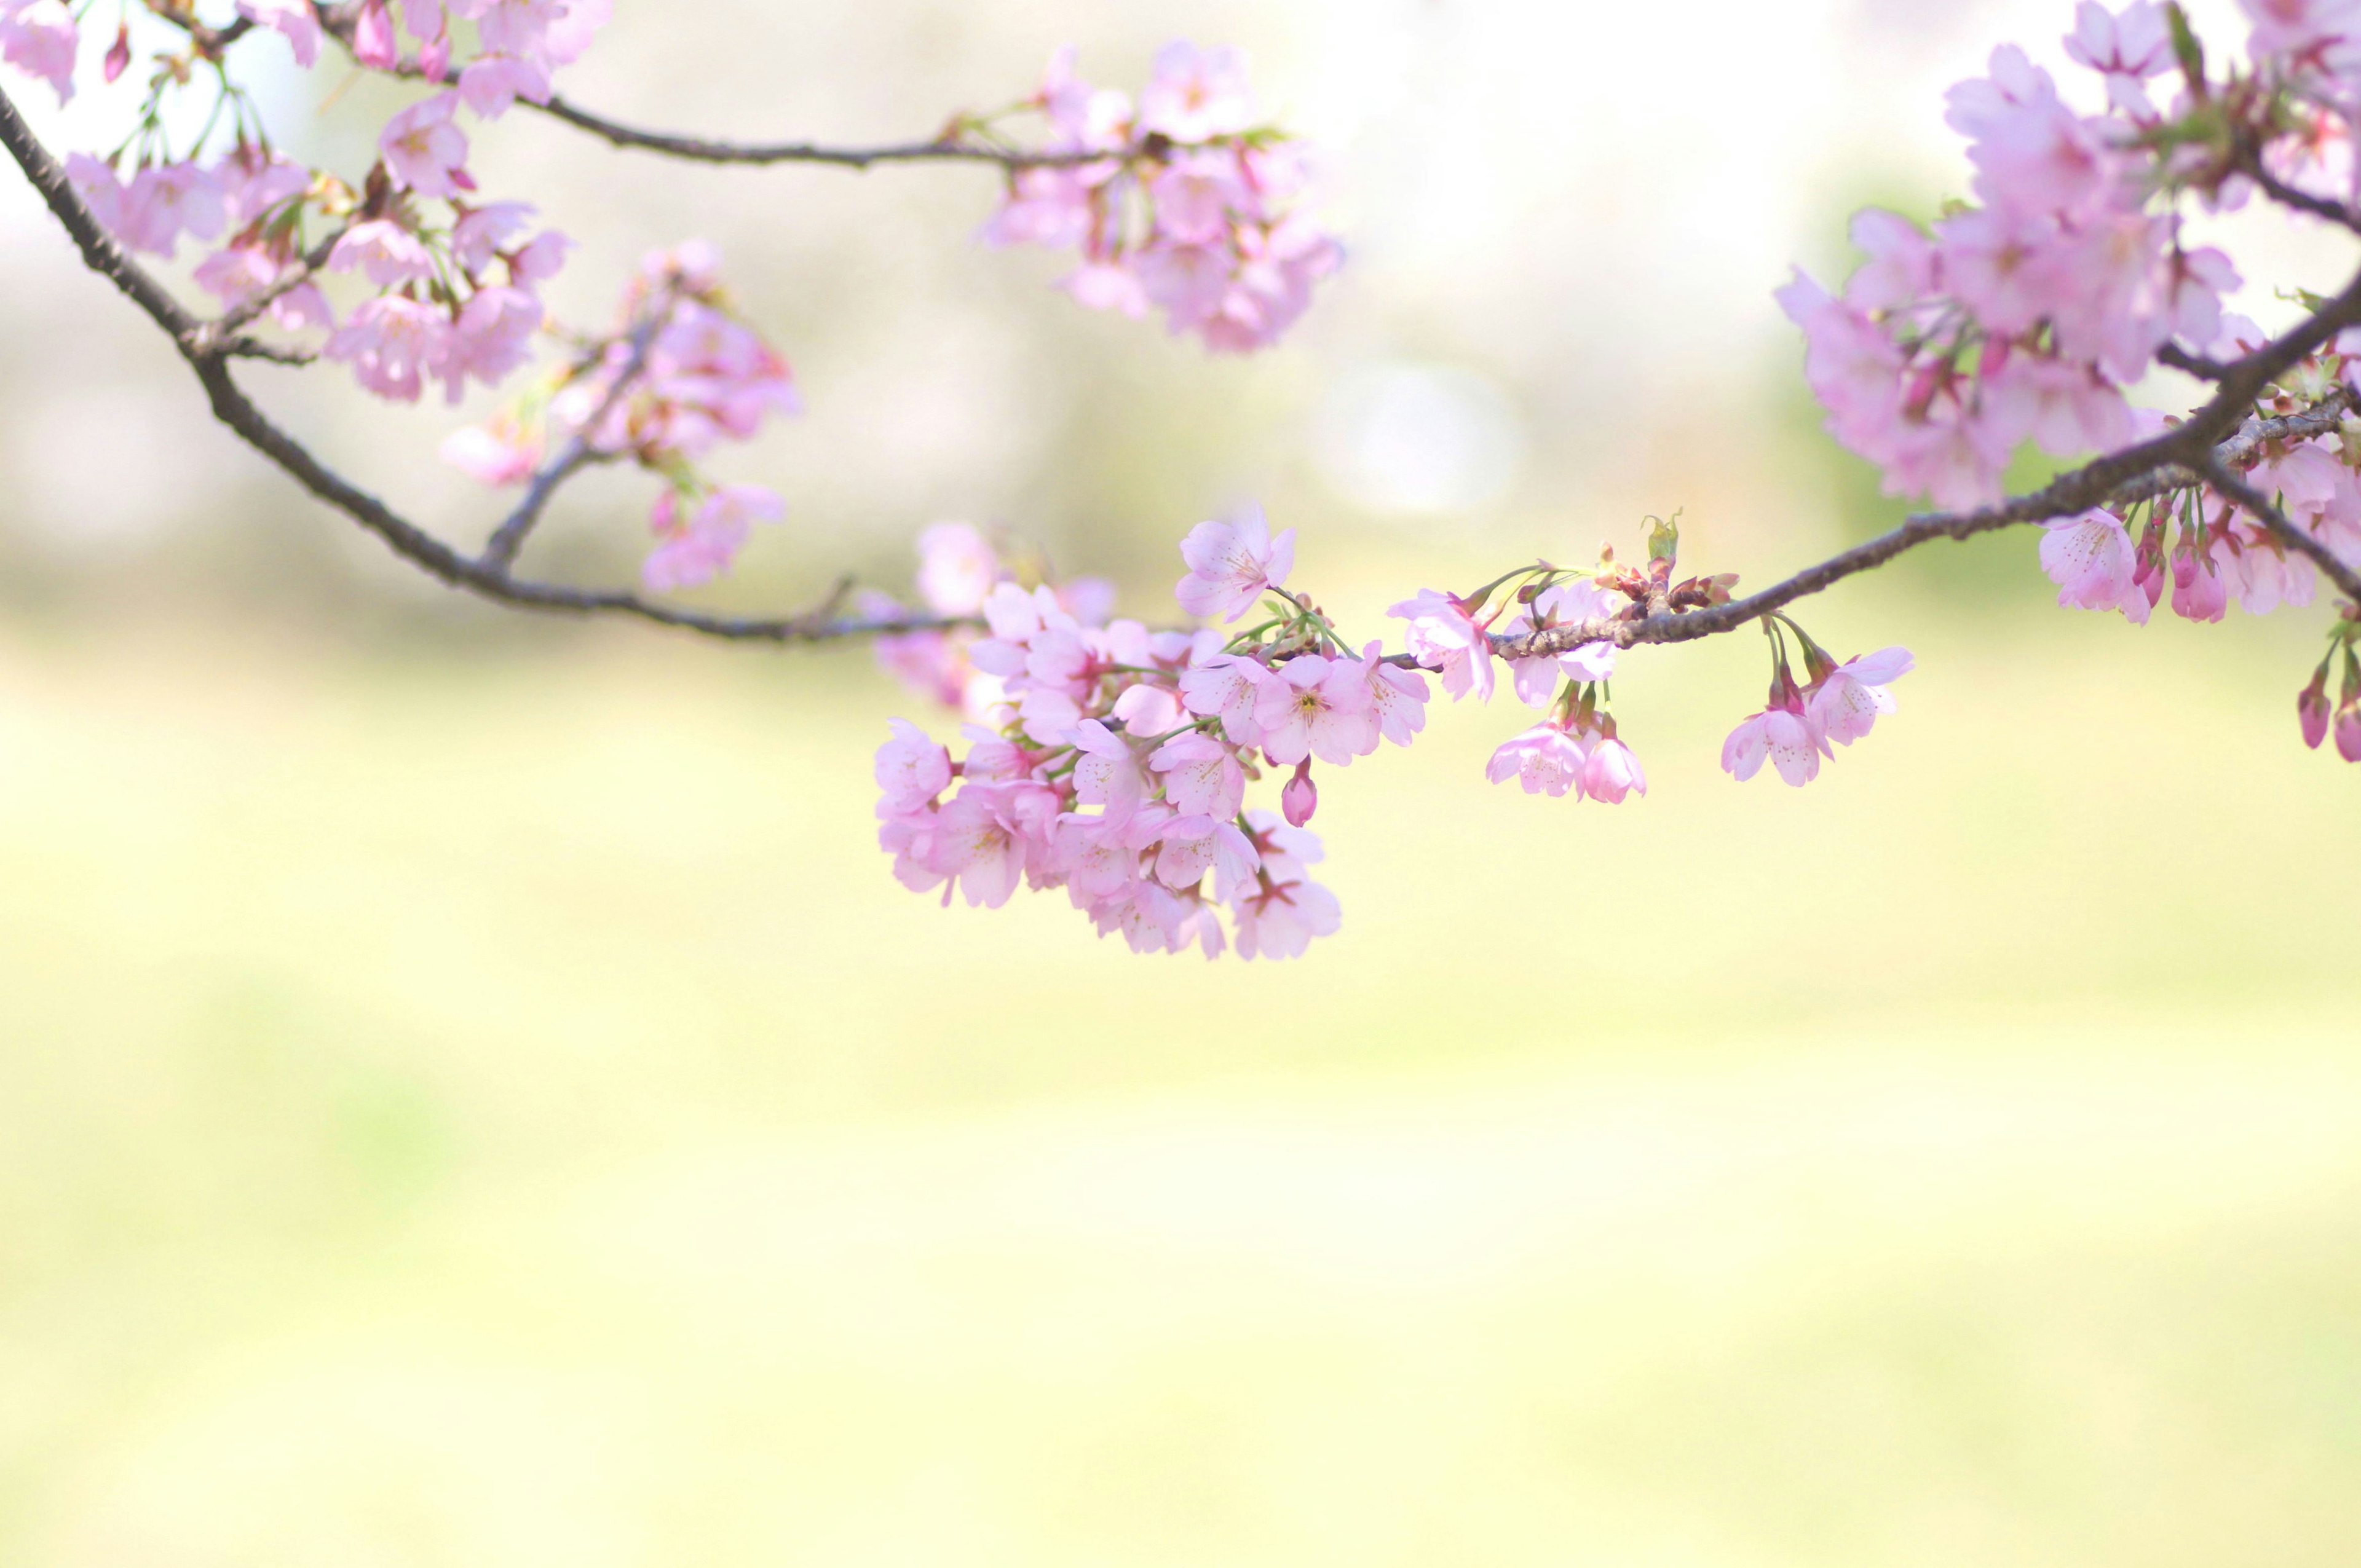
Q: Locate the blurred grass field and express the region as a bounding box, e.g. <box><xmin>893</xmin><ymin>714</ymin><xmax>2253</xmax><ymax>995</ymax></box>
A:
<box><xmin>0</xmin><ymin>545</ymin><xmax>2355</xmax><ymax>1565</ymax></box>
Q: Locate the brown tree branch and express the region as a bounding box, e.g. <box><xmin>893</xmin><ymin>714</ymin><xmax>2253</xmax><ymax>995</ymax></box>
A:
<box><xmin>0</xmin><ymin>81</ymin><xmax>965</xmax><ymax>645</ymax></box>
<box><xmin>6</xmin><ymin>69</ymin><xmax>2357</xmax><ymax>667</ymax></box>
<box><xmin>530</xmin><ymin>95</ymin><xmax>1102</xmax><ymax>171</ymax></box>
<box><xmin>2197</xmin><ymin>460</ymin><xmax>2361</xmax><ymax>604</ymax></box>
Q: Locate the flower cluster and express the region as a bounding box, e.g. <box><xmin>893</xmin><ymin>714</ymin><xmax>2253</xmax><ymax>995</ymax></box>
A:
<box><xmin>1781</xmin><ymin>4</ymin><xmax>2239</xmax><ymax>510</ymax></box>
<box><xmin>0</xmin><ymin>0</ymin><xmax>74</xmax><ymax>104</ymax></box>
<box><xmin>443</xmin><ymin>240</ymin><xmax>801</xmax><ymax>590</ymax></box>
<box><xmin>1781</xmin><ymin>1</ymin><xmax>2361</xmax><ymax>762</ymax></box>
<box><xmin>42</xmin><ymin>0</ymin><xmax>596</xmax><ymax>408</ymax></box>
<box><xmin>871</xmin><ymin>509</ymin><xmax>1425</xmax><ymax>959</ymax></box>
<box><xmin>979</xmin><ymin>43</ymin><xmax>1343</xmax><ymax>352</ymax></box>
<box><xmin>1722</xmin><ymin>623</ymin><xmax>1915</xmax><ymax>788</ymax></box>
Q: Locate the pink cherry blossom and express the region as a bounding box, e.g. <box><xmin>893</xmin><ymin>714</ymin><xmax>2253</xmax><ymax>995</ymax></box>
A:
<box><xmin>914</xmin><ymin>522</ymin><xmax>1002</xmax><ymax>616</ymax></box>
<box><xmin>1178</xmin><ymin>653</ymin><xmax>1274</xmax><ymax>744</ymax></box>
<box><xmin>1254</xmin><ymin>655</ymin><xmax>1378</xmax><ymax>766</ymax></box>
<box><xmin>876</xmin><ymin>719</ymin><xmax>952</xmax><ymax>813</ymax></box>
<box><xmin>325</xmin><ymin>294</ymin><xmax>453</xmax><ymax>402</ymax></box>
<box><xmin>237</xmin><ymin>0</ymin><xmax>322</xmax><ymax>66</ymax></box>
<box><xmin>451</xmin><ymin>202</ymin><xmax>537</xmax><ymax>273</ymax></box>
<box><xmin>1137</xmin><ymin>42</ymin><xmax>1254</xmax><ymax>143</ymax></box>
<box><xmin>1581</xmin><ymin>736</ymin><xmax>1645</xmax><ymax>804</ymax></box>
<box><xmin>1805</xmin><ymin>647</ymin><xmax>1915</xmax><ymax>746</ymax></box>
<box><xmin>1485</xmin><ymin>722</ymin><xmax>1588</xmax><ymax>797</ymax></box>
<box><xmin>2064</xmin><ymin>1</ymin><xmax>2173</xmax><ymax>117</ymax></box>
<box><xmin>435</xmin><ymin>285</ymin><xmax>542</xmax><ymax>401</ymax></box>
<box><xmin>1389</xmin><ymin>589</ymin><xmax>1496</xmax><ymax>702</ymax></box>
<box><xmin>116</xmin><ymin>163</ymin><xmax>226</xmax><ymax>259</ymax></box>
<box><xmin>1353</xmin><ymin>642</ymin><xmax>1430</xmax><ymax>746</ymax></box>
<box><xmin>329</xmin><ymin>219</ymin><xmax>437</xmax><ymax>286</ymax></box>
<box><xmin>380</xmin><ymin>93</ymin><xmax>470</xmax><ymax>198</ymax></box>
<box><xmin>440</xmin><ymin>415</ymin><xmax>543</xmax><ymax>485</ymax></box>
<box><xmin>1150</xmin><ymin>732</ymin><xmax>1245</xmax><ymax>819</ymax></box>
<box><xmin>2041</xmin><ymin>508</ymin><xmax>2149</xmax><ymax>621</ymax></box>
<box><xmin>641</xmin><ymin>484</ymin><xmax>782</xmax><ymax>592</ymax></box>
<box><xmin>0</xmin><ymin>0</ymin><xmax>76</xmax><ymax>104</ymax></box>
<box><xmin>1230</xmin><ymin>873</ymin><xmax>1340</xmax><ymax>961</ymax></box>
<box><xmin>1722</xmin><ymin>704</ymin><xmax>1827</xmax><ymax>787</ymax></box>
<box><xmin>1067</xmin><ymin>719</ymin><xmax>1148</xmax><ymax>824</ymax></box>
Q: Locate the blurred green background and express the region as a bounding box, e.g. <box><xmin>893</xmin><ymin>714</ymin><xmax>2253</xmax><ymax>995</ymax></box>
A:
<box><xmin>2</xmin><ymin>0</ymin><xmax>2359</xmax><ymax>1563</ymax></box>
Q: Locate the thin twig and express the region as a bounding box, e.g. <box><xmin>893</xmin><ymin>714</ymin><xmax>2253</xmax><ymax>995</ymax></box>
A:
<box><xmin>531</xmin><ymin>95</ymin><xmax>1104</xmax><ymax>170</ymax></box>
<box><xmin>0</xmin><ymin>79</ymin><xmax>967</xmax><ymax>645</ymax></box>
<box><xmin>2198</xmin><ymin>460</ymin><xmax>2361</xmax><ymax>605</ymax></box>
<box><xmin>480</xmin><ymin>310</ymin><xmax>666</xmax><ymax>570</ymax></box>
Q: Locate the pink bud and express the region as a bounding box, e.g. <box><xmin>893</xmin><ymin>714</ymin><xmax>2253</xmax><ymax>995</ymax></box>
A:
<box><xmin>103</xmin><ymin>25</ymin><xmax>131</xmax><ymax>84</ymax></box>
<box><xmin>2337</xmin><ymin>701</ymin><xmax>2361</xmax><ymax>764</ymax></box>
<box><xmin>354</xmin><ymin>2</ymin><xmax>398</xmax><ymax>69</ymax></box>
<box><xmin>1281</xmin><ymin>760</ymin><xmax>1317</xmax><ymax>827</ymax></box>
<box><xmin>2299</xmin><ymin>671</ymin><xmax>2331</xmax><ymax>751</ymax></box>
<box><xmin>421</xmin><ymin>26</ymin><xmax>451</xmax><ymax>83</ymax></box>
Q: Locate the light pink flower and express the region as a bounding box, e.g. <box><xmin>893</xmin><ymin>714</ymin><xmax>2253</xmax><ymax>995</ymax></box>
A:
<box><xmin>1230</xmin><ymin>875</ymin><xmax>1340</xmax><ymax>961</ymax></box>
<box><xmin>876</xmin><ymin>718</ymin><xmax>953</xmax><ymax>813</ymax></box>
<box><xmin>1805</xmin><ymin>647</ymin><xmax>1915</xmax><ymax>746</ymax></box>
<box><xmin>1485</xmin><ymin>722</ymin><xmax>1588</xmax><ymax>797</ymax></box>
<box><xmin>0</xmin><ymin>0</ymin><xmax>76</xmax><ymax>104</ymax></box>
<box><xmin>1175</xmin><ymin>503</ymin><xmax>1294</xmax><ymax>623</ymax></box>
<box><xmin>118</xmin><ymin>163</ymin><xmax>226</xmax><ymax>259</ymax></box>
<box><xmin>1722</xmin><ymin>705</ymin><xmax>1827</xmax><ymax>787</ymax></box>
<box><xmin>1178</xmin><ymin>653</ymin><xmax>1273</xmax><ymax>744</ymax></box>
<box><xmin>451</xmin><ymin>202</ymin><xmax>536</xmax><ymax>273</ymax></box>
<box><xmin>440</xmin><ymin>415</ymin><xmax>542</xmax><ymax>485</ymax></box>
<box><xmin>237</xmin><ymin>0</ymin><xmax>322</xmax><ymax>65</ymax></box>
<box><xmin>328</xmin><ymin>219</ymin><xmax>436</xmax><ymax>286</ymax></box>
<box><xmin>325</xmin><ymin>294</ymin><xmax>452</xmax><ymax>402</ymax></box>
<box><xmin>641</xmin><ymin>484</ymin><xmax>782</xmax><ymax>592</ymax></box>
<box><xmin>380</xmin><ymin>93</ymin><xmax>470</xmax><ymax>198</ymax></box>
<box><xmin>192</xmin><ymin>243</ymin><xmax>283</xmax><ymax>306</ymax></box>
<box><xmin>1150</xmin><ymin>731</ymin><xmax>1245</xmax><ymax>820</ymax></box>
<box><xmin>435</xmin><ymin>285</ymin><xmax>542</xmax><ymax>401</ymax></box>
<box><xmin>914</xmin><ymin>522</ymin><xmax>1000</xmax><ymax>616</ymax></box>
<box><xmin>1388</xmin><ymin>589</ymin><xmax>1495</xmax><ymax>702</ymax></box>
<box><xmin>457</xmin><ymin>53</ymin><xmax>552</xmax><ymax>117</ymax></box>
<box><xmin>1067</xmin><ymin>719</ymin><xmax>1147</xmax><ymax>825</ymax></box>
<box><xmin>1353</xmin><ymin>641</ymin><xmax>1430</xmax><ymax>746</ymax></box>
<box><xmin>1137</xmin><ymin>41</ymin><xmax>1254</xmax><ymax>143</ymax></box>
<box><xmin>1579</xmin><ymin>735</ymin><xmax>1647</xmax><ymax>803</ymax></box>
<box><xmin>2064</xmin><ymin>1</ymin><xmax>2173</xmax><ymax>117</ymax></box>
<box><xmin>1255</xmin><ymin>655</ymin><xmax>1378</xmax><ymax>766</ymax></box>
<box><xmin>2040</xmin><ymin>508</ymin><xmax>2148</xmax><ymax>621</ymax></box>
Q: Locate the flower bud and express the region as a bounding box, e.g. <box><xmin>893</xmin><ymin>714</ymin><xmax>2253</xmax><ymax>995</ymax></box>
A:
<box><xmin>103</xmin><ymin>25</ymin><xmax>130</xmax><ymax>85</ymax></box>
<box><xmin>1281</xmin><ymin>760</ymin><xmax>1318</xmax><ymax>827</ymax></box>
<box><xmin>2338</xmin><ymin>698</ymin><xmax>2361</xmax><ymax>764</ymax></box>
<box><xmin>2298</xmin><ymin>667</ymin><xmax>2331</xmax><ymax>751</ymax></box>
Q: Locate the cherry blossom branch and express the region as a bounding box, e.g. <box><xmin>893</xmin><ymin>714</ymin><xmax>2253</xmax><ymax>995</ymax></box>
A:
<box><xmin>1495</xmin><ymin>294</ymin><xmax>2361</xmax><ymax>666</ymax></box>
<box><xmin>0</xmin><ymin>79</ymin><xmax>968</xmax><ymax>645</ymax></box>
<box><xmin>2198</xmin><ymin>459</ymin><xmax>2361</xmax><ymax>604</ymax></box>
<box><xmin>530</xmin><ymin>95</ymin><xmax>1105</xmax><ymax>171</ymax></box>
<box><xmin>478</xmin><ymin>312</ymin><xmax>664</xmax><ymax>570</ymax></box>
<box><xmin>201</xmin><ymin>224</ymin><xmax>346</xmax><ymax>343</ymax></box>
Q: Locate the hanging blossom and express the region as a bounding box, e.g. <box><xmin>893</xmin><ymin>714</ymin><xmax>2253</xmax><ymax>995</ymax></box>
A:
<box><xmin>978</xmin><ymin>42</ymin><xmax>1344</xmax><ymax>353</ymax></box>
<box><xmin>866</xmin><ymin>513</ymin><xmax>1428</xmax><ymax>959</ymax></box>
<box><xmin>862</xmin><ymin>511</ymin><xmax>1818</xmax><ymax>956</ymax></box>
